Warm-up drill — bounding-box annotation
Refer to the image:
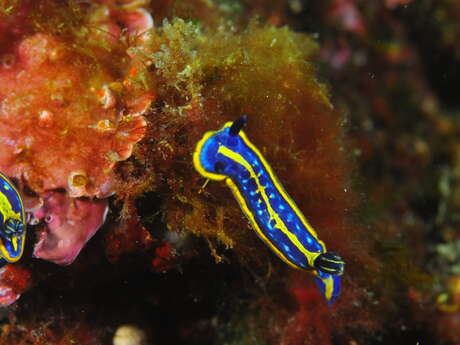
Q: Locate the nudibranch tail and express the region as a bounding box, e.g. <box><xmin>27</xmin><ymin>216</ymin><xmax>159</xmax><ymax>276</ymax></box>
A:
<box><xmin>0</xmin><ymin>172</ymin><xmax>27</xmax><ymax>265</ymax></box>
<box><xmin>314</xmin><ymin>273</ymin><xmax>342</xmax><ymax>305</ymax></box>
<box><xmin>193</xmin><ymin>117</ymin><xmax>345</xmax><ymax>304</ymax></box>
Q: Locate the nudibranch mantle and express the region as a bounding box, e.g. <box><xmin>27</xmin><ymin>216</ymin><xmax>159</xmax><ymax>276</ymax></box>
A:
<box><xmin>193</xmin><ymin>116</ymin><xmax>345</xmax><ymax>304</ymax></box>
<box><xmin>0</xmin><ymin>172</ymin><xmax>26</xmax><ymax>265</ymax></box>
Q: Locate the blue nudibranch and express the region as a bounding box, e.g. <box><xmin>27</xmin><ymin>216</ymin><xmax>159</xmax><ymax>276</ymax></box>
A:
<box><xmin>193</xmin><ymin>116</ymin><xmax>345</xmax><ymax>304</ymax></box>
<box><xmin>0</xmin><ymin>172</ymin><xmax>26</xmax><ymax>266</ymax></box>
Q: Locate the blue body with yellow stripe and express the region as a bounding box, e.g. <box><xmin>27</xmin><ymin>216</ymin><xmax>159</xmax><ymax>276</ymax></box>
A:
<box><xmin>0</xmin><ymin>172</ymin><xmax>26</xmax><ymax>266</ymax></box>
<box><xmin>193</xmin><ymin>116</ymin><xmax>344</xmax><ymax>304</ymax></box>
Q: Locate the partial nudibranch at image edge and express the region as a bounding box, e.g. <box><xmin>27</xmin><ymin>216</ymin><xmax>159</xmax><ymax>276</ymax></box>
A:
<box><xmin>0</xmin><ymin>172</ymin><xmax>27</xmax><ymax>266</ymax></box>
<box><xmin>193</xmin><ymin>116</ymin><xmax>345</xmax><ymax>304</ymax></box>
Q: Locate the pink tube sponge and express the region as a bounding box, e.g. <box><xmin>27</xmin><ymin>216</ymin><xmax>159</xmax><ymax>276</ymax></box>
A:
<box><xmin>32</xmin><ymin>191</ymin><xmax>108</xmax><ymax>265</ymax></box>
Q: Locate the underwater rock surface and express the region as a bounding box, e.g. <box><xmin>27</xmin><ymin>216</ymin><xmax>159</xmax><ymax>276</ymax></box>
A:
<box><xmin>0</xmin><ymin>0</ymin><xmax>458</xmax><ymax>345</ymax></box>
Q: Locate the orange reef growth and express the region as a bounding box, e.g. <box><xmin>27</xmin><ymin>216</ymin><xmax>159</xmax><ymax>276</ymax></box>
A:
<box><xmin>0</xmin><ymin>25</ymin><xmax>153</xmax><ymax>198</ymax></box>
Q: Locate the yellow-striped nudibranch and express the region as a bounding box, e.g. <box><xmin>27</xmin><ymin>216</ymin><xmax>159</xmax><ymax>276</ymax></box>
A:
<box><xmin>193</xmin><ymin>116</ymin><xmax>345</xmax><ymax>304</ymax></box>
<box><xmin>0</xmin><ymin>172</ymin><xmax>26</xmax><ymax>266</ymax></box>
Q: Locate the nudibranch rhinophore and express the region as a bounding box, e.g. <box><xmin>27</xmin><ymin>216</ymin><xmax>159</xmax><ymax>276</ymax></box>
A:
<box><xmin>193</xmin><ymin>116</ymin><xmax>345</xmax><ymax>304</ymax></box>
<box><xmin>0</xmin><ymin>172</ymin><xmax>26</xmax><ymax>266</ymax></box>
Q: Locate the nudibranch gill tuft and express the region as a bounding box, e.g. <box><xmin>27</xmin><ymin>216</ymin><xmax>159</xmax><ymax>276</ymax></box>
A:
<box><xmin>193</xmin><ymin>116</ymin><xmax>345</xmax><ymax>304</ymax></box>
<box><xmin>0</xmin><ymin>172</ymin><xmax>26</xmax><ymax>266</ymax></box>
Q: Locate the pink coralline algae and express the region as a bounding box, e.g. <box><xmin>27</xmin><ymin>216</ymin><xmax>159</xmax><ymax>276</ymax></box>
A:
<box><xmin>326</xmin><ymin>0</ymin><xmax>366</xmax><ymax>36</ymax></box>
<box><xmin>0</xmin><ymin>264</ymin><xmax>31</xmax><ymax>306</ymax></box>
<box><xmin>32</xmin><ymin>191</ymin><xmax>108</xmax><ymax>265</ymax></box>
<box><xmin>384</xmin><ymin>0</ymin><xmax>412</xmax><ymax>9</ymax></box>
